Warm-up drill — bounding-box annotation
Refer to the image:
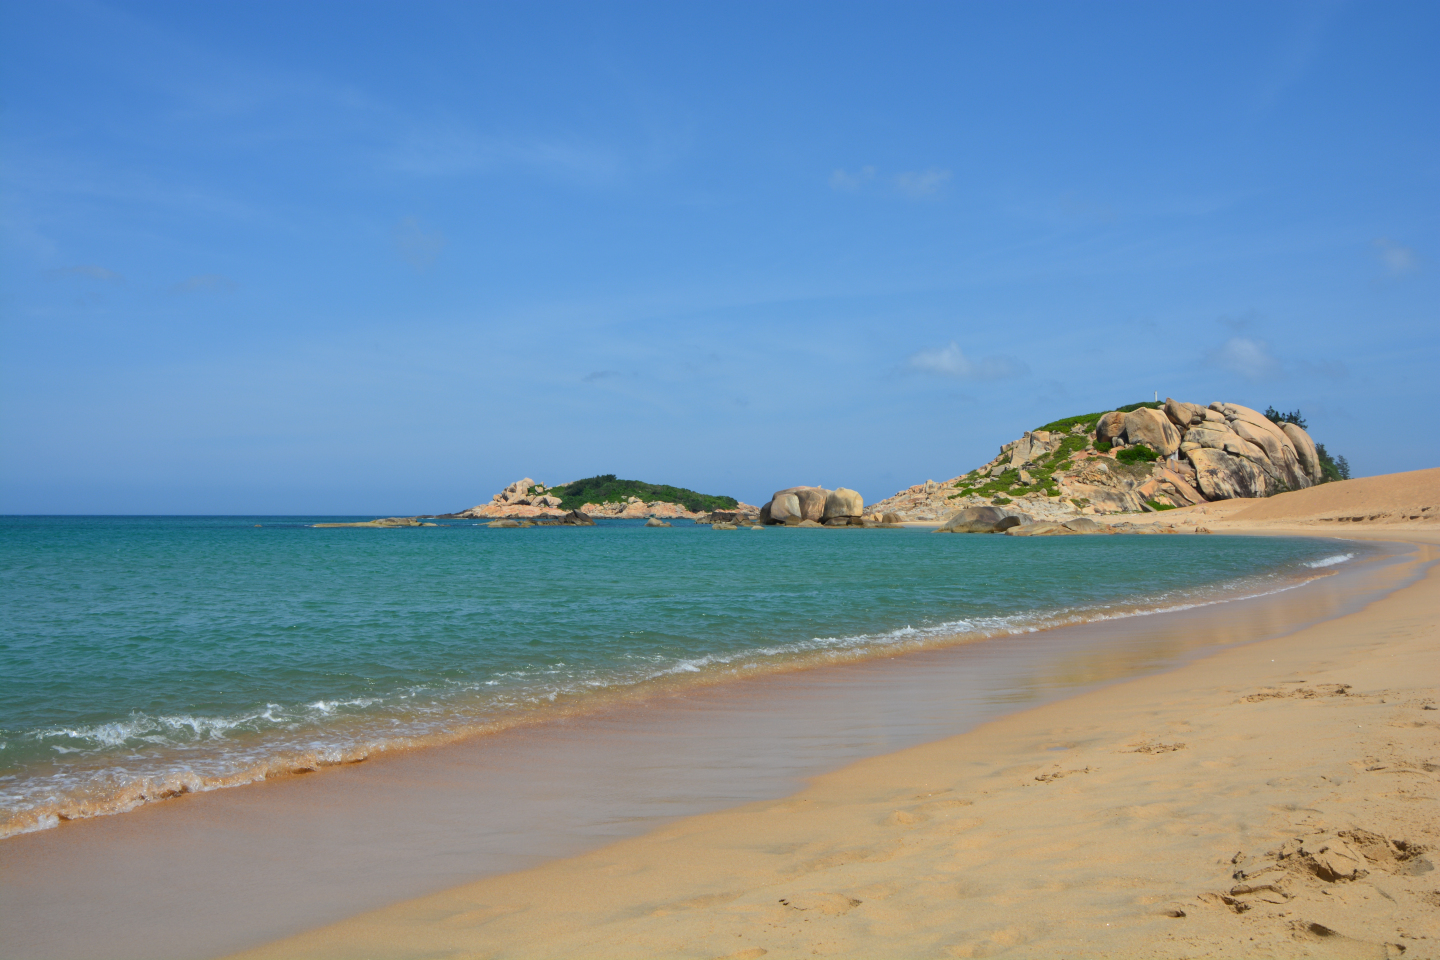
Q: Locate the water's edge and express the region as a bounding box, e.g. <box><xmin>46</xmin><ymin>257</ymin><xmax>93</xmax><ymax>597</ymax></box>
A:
<box><xmin>0</xmin><ymin>535</ymin><xmax>1423</xmax><ymax>960</ymax></box>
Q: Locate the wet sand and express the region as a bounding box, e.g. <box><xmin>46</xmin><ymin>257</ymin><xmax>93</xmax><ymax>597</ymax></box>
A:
<box><xmin>227</xmin><ymin>529</ymin><xmax>1438</xmax><ymax>960</ymax></box>
<box><xmin>0</xmin><ymin>538</ymin><xmax>1419</xmax><ymax>959</ymax></box>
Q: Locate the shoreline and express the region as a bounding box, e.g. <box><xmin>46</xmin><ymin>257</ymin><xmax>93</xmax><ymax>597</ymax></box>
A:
<box><xmin>228</xmin><ymin>526</ymin><xmax>1440</xmax><ymax>960</ymax></box>
<box><xmin>0</xmin><ymin>527</ymin><xmax>1357</xmax><ymax>841</ymax></box>
<box><xmin>0</xmin><ymin>526</ymin><xmax>1428</xmax><ymax>959</ymax></box>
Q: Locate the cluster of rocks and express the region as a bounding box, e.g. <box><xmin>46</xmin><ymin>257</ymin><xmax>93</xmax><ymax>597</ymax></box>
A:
<box><xmin>758</xmin><ymin>486</ymin><xmax>877</xmax><ymax>527</ymax></box>
<box><xmin>486</xmin><ymin>510</ymin><xmax>595</xmax><ymax>529</ymax></box>
<box><xmin>870</xmin><ymin>398</ymin><xmax>1326</xmax><ymax>525</ymax></box>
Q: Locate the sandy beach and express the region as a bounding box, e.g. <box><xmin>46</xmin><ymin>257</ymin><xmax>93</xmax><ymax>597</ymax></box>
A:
<box><xmin>221</xmin><ymin>471</ymin><xmax>1439</xmax><ymax>960</ymax></box>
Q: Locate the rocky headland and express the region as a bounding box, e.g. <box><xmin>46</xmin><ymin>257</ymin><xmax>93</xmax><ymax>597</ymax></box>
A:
<box><xmin>871</xmin><ymin>398</ymin><xmax>1340</xmax><ymax>530</ymax></box>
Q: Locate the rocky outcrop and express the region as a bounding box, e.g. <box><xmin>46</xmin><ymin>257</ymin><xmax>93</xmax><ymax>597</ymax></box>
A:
<box><xmin>869</xmin><ymin>396</ymin><xmax>1327</xmax><ymax>522</ymax></box>
<box><xmin>936</xmin><ymin>506</ymin><xmax>1030</xmax><ymax>534</ymax></box>
<box><xmin>1282</xmin><ymin>422</ymin><xmax>1322</xmax><ymax>485</ymax></box>
<box><xmin>824</xmin><ymin>488</ymin><xmax>864</xmax><ymax>520</ymax></box>
<box><xmin>760</xmin><ymin>485</ymin><xmax>865</xmax><ymax>526</ymax></box>
<box><xmin>448</xmin><ymin>479</ymin><xmax>740</xmax><ymax>521</ymax></box>
<box><xmin>1123</xmin><ymin>408</ymin><xmax>1181</xmax><ymax>456</ymax></box>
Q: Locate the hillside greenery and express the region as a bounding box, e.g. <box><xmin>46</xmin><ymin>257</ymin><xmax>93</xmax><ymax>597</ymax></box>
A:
<box><xmin>546</xmin><ymin>475</ymin><xmax>739</xmax><ymax>513</ymax></box>
<box><xmin>1034</xmin><ymin>400</ymin><xmax>1161</xmax><ymax>435</ymax></box>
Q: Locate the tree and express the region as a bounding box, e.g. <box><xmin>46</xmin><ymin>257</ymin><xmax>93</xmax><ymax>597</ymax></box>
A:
<box><xmin>1263</xmin><ymin>406</ymin><xmax>1308</xmax><ymax>430</ymax></box>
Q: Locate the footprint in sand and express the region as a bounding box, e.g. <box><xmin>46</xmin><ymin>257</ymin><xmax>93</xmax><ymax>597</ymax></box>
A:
<box><xmin>776</xmin><ymin>892</ymin><xmax>863</xmax><ymax>916</ymax></box>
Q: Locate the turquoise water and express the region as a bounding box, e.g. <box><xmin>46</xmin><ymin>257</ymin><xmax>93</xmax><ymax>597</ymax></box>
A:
<box><xmin>0</xmin><ymin>516</ymin><xmax>1364</xmax><ymax>835</ymax></box>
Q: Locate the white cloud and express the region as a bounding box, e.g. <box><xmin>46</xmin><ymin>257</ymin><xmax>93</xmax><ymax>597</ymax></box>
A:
<box><xmin>395</xmin><ymin>217</ymin><xmax>446</xmax><ymax>270</ymax></box>
<box><xmin>1374</xmin><ymin>238</ymin><xmax>1418</xmax><ymax>276</ymax></box>
<box><xmin>1208</xmin><ymin>336</ymin><xmax>1279</xmax><ymax>381</ymax></box>
<box><xmin>893</xmin><ymin>167</ymin><xmax>951</xmax><ymax>198</ymax></box>
<box><xmin>907</xmin><ymin>341</ymin><xmax>1026</xmax><ymax>380</ymax></box>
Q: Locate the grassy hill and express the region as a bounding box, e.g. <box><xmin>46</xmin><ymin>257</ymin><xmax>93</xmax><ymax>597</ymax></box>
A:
<box><xmin>547</xmin><ymin>475</ymin><xmax>739</xmax><ymax>513</ymax></box>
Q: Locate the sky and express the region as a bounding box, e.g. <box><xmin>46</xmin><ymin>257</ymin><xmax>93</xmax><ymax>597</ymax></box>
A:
<box><xmin>1</xmin><ymin>0</ymin><xmax>1436</xmax><ymax>514</ymax></box>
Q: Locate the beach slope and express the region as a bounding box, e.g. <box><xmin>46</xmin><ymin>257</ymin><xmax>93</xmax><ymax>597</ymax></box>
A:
<box><xmin>234</xmin><ymin>471</ymin><xmax>1440</xmax><ymax>959</ymax></box>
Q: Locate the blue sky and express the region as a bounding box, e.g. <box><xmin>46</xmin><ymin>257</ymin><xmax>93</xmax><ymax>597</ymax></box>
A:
<box><xmin>2</xmin><ymin>0</ymin><xmax>1435</xmax><ymax>514</ymax></box>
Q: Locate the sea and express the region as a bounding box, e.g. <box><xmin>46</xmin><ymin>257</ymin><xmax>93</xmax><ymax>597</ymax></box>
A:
<box><xmin>0</xmin><ymin>515</ymin><xmax>1369</xmax><ymax>839</ymax></box>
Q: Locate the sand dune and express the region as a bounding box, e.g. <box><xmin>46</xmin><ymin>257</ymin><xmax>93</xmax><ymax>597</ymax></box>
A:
<box><xmin>233</xmin><ymin>472</ymin><xmax>1440</xmax><ymax>960</ymax></box>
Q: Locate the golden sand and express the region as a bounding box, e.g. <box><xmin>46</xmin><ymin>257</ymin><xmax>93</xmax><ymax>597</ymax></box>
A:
<box><xmin>229</xmin><ymin>470</ymin><xmax>1440</xmax><ymax>959</ymax></box>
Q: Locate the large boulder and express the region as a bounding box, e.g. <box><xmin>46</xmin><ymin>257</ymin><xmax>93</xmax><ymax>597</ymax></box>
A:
<box><xmin>823</xmin><ymin>488</ymin><xmax>864</xmax><ymax>519</ymax></box>
<box><xmin>1281</xmin><ymin>422</ymin><xmax>1322</xmax><ymax>484</ymax></box>
<box><xmin>1187</xmin><ymin>448</ymin><xmax>1269</xmax><ymax>500</ymax></box>
<box><xmin>1062</xmin><ymin>517</ymin><xmax>1103</xmax><ymax>533</ymax></box>
<box><xmin>1157</xmin><ymin>467</ymin><xmax>1208</xmax><ymax>506</ymax></box>
<box><xmin>1096</xmin><ymin>411</ymin><xmax>1127</xmax><ymax>444</ymax></box>
<box><xmin>1123</xmin><ymin>408</ymin><xmax>1181</xmax><ymax>456</ymax></box>
<box><xmin>1163</xmin><ymin>397</ymin><xmax>1204</xmax><ymax>428</ymax></box>
<box><xmin>768</xmin><ymin>493</ymin><xmax>803</xmax><ymax>524</ymax></box>
<box><xmin>774</xmin><ymin>486</ymin><xmax>827</xmax><ymax>522</ymax></box>
<box><xmin>937</xmin><ymin>506</ymin><xmax>1031</xmax><ymax>533</ymax></box>
<box><xmin>1183</xmin><ymin>423</ymin><xmax>1253</xmax><ymax>459</ymax></box>
<box><xmin>1006</xmin><ymin>521</ymin><xmax>1075</xmax><ymax>536</ymax></box>
<box><xmin>1057</xmin><ymin>481</ymin><xmax>1150</xmax><ymax>514</ymax></box>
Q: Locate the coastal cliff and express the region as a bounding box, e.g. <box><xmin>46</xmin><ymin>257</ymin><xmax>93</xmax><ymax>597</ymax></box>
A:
<box><xmin>871</xmin><ymin>399</ymin><xmax>1340</xmax><ymax>523</ymax></box>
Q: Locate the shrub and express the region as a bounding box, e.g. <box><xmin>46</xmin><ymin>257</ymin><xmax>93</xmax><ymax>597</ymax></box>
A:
<box><xmin>1094</xmin><ymin>440</ymin><xmax>1113</xmax><ymax>453</ymax></box>
<box><xmin>1115</xmin><ymin>444</ymin><xmax>1159</xmax><ymax>464</ymax></box>
<box><xmin>992</xmin><ymin>496</ymin><xmax>1013</xmax><ymax>505</ymax></box>
<box><xmin>1146</xmin><ymin>500</ymin><xmax>1176</xmax><ymax>511</ymax></box>
<box><xmin>551</xmin><ymin>475</ymin><xmax>739</xmax><ymax>512</ymax></box>
<box><xmin>1263</xmin><ymin>406</ymin><xmax>1308</xmax><ymax>430</ymax></box>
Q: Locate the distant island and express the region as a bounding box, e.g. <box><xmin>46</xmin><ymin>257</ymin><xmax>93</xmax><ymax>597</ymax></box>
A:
<box><xmin>319</xmin><ymin>397</ymin><xmax>1351</xmax><ymax>531</ymax></box>
<box><xmin>439</xmin><ymin>475</ymin><xmax>756</xmax><ymax>522</ymax></box>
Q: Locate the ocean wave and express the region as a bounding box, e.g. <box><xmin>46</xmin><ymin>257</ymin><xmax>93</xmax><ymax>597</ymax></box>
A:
<box><xmin>1305</xmin><ymin>553</ymin><xmax>1354</xmax><ymax>569</ymax></box>
<box><xmin>0</xmin><ymin>555</ymin><xmax>1357</xmax><ymax>840</ymax></box>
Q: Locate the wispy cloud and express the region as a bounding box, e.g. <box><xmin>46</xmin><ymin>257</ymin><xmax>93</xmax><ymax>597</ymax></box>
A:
<box><xmin>830</xmin><ymin>165</ymin><xmax>951</xmax><ymax>199</ymax></box>
<box><xmin>1373</xmin><ymin>238</ymin><xmax>1418</xmax><ymax>277</ymax></box>
<box><xmin>582</xmin><ymin>370</ymin><xmax>621</xmax><ymax>382</ymax></box>
<box><xmin>171</xmin><ymin>273</ymin><xmax>237</xmax><ymax>294</ymax></box>
<box><xmin>1207</xmin><ymin>336</ymin><xmax>1279</xmax><ymax>381</ymax></box>
<box><xmin>50</xmin><ymin>264</ymin><xmax>125</xmax><ymax>283</ymax></box>
<box><xmin>395</xmin><ymin>217</ymin><xmax>446</xmax><ymax>270</ymax></box>
<box><xmin>829</xmin><ymin>166</ymin><xmax>876</xmax><ymax>191</ymax></box>
<box><xmin>894</xmin><ymin>168</ymin><xmax>951</xmax><ymax>199</ymax></box>
<box><xmin>907</xmin><ymin>341</ymin><xmax>1026</xmax><ymax>380</ymax></box>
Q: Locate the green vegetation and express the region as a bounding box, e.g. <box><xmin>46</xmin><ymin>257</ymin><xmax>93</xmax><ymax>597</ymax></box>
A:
<box><xmin>1094</xmin><ymin>439</ymin><xmax>1113</xmax><ymax>453</ymax></box>
<box><xmin>992</xmin><ymin>496</ymin><xmax>1013</xmax><ymax>505</ymax></box>
<box><xmin>1263</xmin><ymin>406</ymin><xmax>1308</xmax><ymax>430</ymax></box>
<box><xmin>1115</xmin><ymin>444</ymin><xmax>1159</xmax><ymax>465</ymax></box>
<box><xmin>1035</xmin><ymin>401</ymin><xmax>1161</xmax><ymax>436</ymax></box>
<box><xmin>1315</xmin><ymin>444</ymin><xmax>1351</xmax><ymax>483</ymax></box>
<box><xmin>1146</xmin><ymin>500</ymin><xmax>1177</xmax><ymax>511</ymax></box>
<box><xmin>548</xmin><ymin>475</ymin><xmax>739</xmax><ymax>513</ymax></box>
